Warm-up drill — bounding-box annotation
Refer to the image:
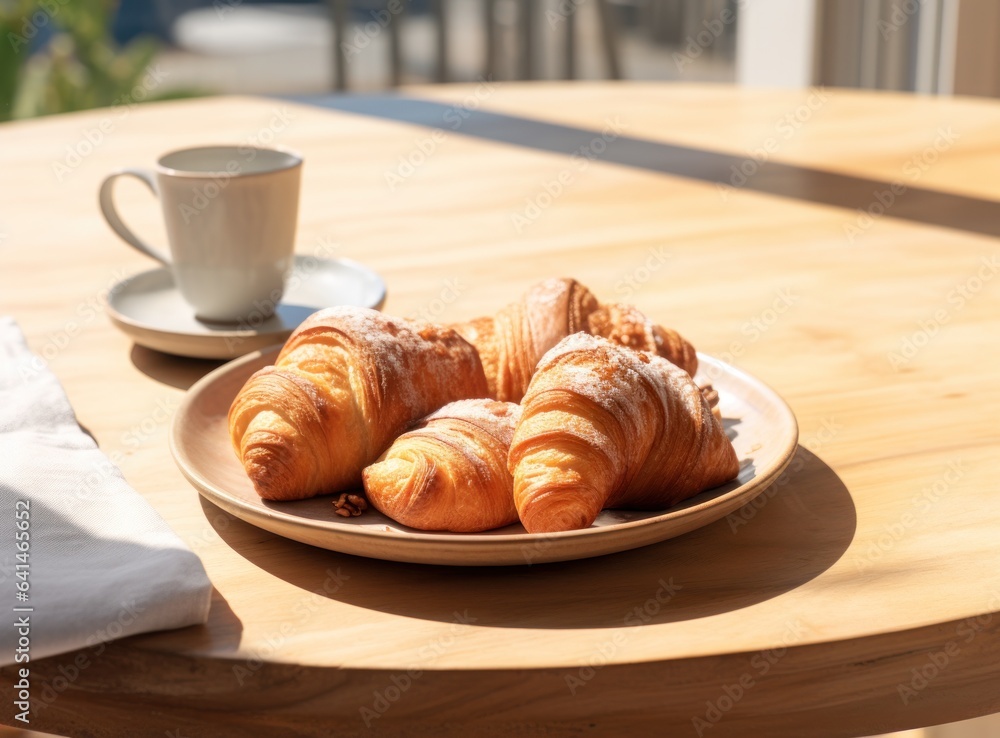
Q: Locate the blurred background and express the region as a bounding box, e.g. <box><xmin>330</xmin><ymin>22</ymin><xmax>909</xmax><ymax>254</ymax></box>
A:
<box><xmin>2</xmin><ymin>0</ymin><xmax>999</xmax><ymax>121</ymax></box>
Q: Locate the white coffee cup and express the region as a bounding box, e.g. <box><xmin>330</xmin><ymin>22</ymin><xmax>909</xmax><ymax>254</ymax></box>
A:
<box><xmin>99</xmin><ymin>145</ymin><xmax>303</xmax><ymax>323</ymax></box>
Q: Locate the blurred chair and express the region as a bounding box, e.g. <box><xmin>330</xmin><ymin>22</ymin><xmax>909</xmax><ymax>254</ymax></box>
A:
<box><xmin>485</xmin><ymin>0</ymin><xmax>623</xmax><ymax>81</ymax></box>
<box><xmin>171</xmin><ymin>0</ymin><xmax>632</xmax><ymax>91</ymax></box>
<box><xmin>333</xmin><ymin>0</ymin><xmax>625</xmax><ymax>88</ymax></box>
<box><xmin>172</xmin><ymin>0</ymin><xmax>437</xmax><ymax>91</ymax></box>
<box><xmin>330</xmin><ymin>0</ymin><xmax>625</xmax><ymax>87</ymax></box>
<box><xmin>326</xmin><ymin>0</ymin><xmax>414</xmax><ymax>92</ymax></box>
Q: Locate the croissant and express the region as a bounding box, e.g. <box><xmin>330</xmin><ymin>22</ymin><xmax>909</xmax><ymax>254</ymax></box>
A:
<box><xmin>586</xmin><ymin>303</ymin><xmax>697</xmax><ymax>377</ymax></box>
<box><xmin>450</xmin><ymin>278</ymin><xmax>596</xmax><ymax>402</ymax></box>
<box><xmin>363</xmin><ymin>399</ymin><xmax>520</xmax><ymax>532</ymax></box>
<box><xmin>450</xmin><ymin>278</ymin><xmax>697</xmax><ymax>403</ymax></box>
<box><xmin>228</xmin><ymin>307</ymin><xmax>489</xmax><ymax>501</ymax></box>
<box><xmin>508</xmin><ymin>333</ymin><xmax>739</xmax><ymax>533</ymax></box>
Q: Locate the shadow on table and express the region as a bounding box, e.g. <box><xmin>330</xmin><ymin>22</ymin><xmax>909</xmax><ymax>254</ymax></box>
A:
<box><xmin>204</xmin><ymin>445</ymin><xmax>856</xmax><ymax>630</ymax></box>
<box><xmin>293</xmin><ymin>93</ymin><xmax>1000</xmax><ymax>239</ymax></box>
<box><xmin>130</xmin><ymin>345</ymin><xmax>225</xmax><ymax>390</ymax></box>
<box><xmin>122</xmin><ymin>585</ymin><xmax>243</xmax><ymax>654</ymax></box>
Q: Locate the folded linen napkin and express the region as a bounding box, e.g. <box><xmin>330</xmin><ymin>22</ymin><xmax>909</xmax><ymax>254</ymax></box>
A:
<box><xmin>0</xmin><ymin>317</ymin><xmax>211</xmax><ymax>666</ymax></box>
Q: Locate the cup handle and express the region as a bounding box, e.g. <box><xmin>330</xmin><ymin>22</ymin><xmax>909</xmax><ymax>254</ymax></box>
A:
<box><xmin>98</xmin><ymin>168</ymin><xmax>171</xmax><ymax>265</ymax></box>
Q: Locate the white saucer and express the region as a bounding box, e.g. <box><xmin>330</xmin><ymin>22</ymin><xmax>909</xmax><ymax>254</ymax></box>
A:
<box><xmin>107</xmin><ymin>256</ymin><xmax>387</xmax><ymax>359</ymax></box>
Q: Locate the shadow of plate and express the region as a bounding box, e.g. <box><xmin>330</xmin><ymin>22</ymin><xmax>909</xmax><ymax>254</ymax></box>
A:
<box><xmin>202</xmin><ymin>445</ymin><xmax>855</xmax><ymax>630</ymax></box>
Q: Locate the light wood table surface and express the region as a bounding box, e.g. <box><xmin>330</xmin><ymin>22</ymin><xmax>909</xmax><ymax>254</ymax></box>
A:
<box><xmin>1</xmin><ymin>83</ymin><xmax>999</xmax><ymax>737</ymax></box>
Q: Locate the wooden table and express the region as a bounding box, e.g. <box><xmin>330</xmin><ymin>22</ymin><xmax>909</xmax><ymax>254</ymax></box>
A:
<box><xmin>1</xmin><ymin>83</ymin><xmax>999</xmax><ymax>737</ymax></box>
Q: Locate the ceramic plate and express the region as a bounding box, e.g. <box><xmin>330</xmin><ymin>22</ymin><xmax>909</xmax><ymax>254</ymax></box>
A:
<box><xmin>107</xmin><ymin>256</ymin><xmax>386</xmax><ymax>359</ymax></box>
<box><xmin>171</xmin><ymin>348</ymin><xmax>798</xmax><ymax>566</ymax></box>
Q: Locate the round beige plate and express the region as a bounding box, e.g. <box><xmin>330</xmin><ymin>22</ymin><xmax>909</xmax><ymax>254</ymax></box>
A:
<box><xmin>171</xmin><ymin>349</ymin><xmax>798</xmax><ymax>566</ymax></box>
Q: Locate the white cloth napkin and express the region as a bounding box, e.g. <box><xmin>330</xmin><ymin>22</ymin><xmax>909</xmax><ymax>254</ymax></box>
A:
<box><xmin>0</xmin><ymin>317</ymin><xmax>211</xmax><ymax>666</ymax></box>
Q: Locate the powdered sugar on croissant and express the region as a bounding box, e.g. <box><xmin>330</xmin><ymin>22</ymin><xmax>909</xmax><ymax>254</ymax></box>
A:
<box><xmin>508</xmin><ymin>333</ymin><xmax>738</xmax><ymax>533</ymax></box>
<box><xmin>450</xmin><ymin>278</ymin><xmax>697</xmax><ymax>403</ymax></box>
<box><xmin>228</xmin><ymin>307</ymin><xmax>489</xmax><ymax>501</ymax></box>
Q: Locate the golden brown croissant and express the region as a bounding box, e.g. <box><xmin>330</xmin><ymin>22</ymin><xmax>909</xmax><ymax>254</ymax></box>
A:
<box><xmin>450</xmin><ymin>278</ymin><xmax>597</xmax><ymax>402</ymax></box>
<box><xmin>450</xmin><ymin>278</ymin><xmax>697</xmax><ymax>403</ymax></box>
<box><xmin>586</xmin><ymin>303</ymin><xmax>697</xmax><ymax>377</ymax></box>
<box><xmin>508</xmin><ymin>333</ymin><xmax>739</xmax><ymax>533</ymax></box>
<box><xmin>228</xmin><ymin>307</ymin><xmax>489</xmax><ymax>501</ymax></box>
<box><xmin>362</xmin><ymin>399</ymin><xmax>520</xmax><ymax>532</ymax></box>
